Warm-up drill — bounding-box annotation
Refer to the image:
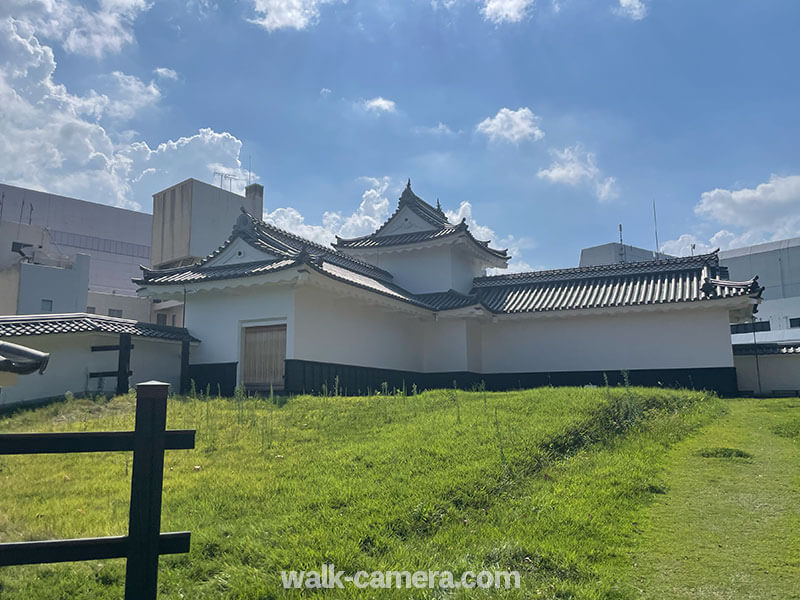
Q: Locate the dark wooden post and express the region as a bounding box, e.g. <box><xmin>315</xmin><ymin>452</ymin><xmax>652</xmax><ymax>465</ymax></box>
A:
<box><xmin>116</xmin><ymin>333</ymin><xmax>132</xmax><ymax>395</ymax></box>
<box><xmin>125</xmin><ymin>381</ymin><xmax>169</xmax><ymax>600</ymax></box>
<box><xmin>179</xmin><ymin>338</ymin><xmax>190</xmax><ymax>395</ymax></box>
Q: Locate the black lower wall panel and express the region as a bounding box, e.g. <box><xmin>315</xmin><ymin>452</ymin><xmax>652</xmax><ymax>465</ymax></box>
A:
<box><xmin>284</xmin><ymin>359</ymin><xmax>739</xmax><ymax>397</ymax></box>
<box><xmin>187</xmin><ymin>362</ymin><xmax>237</xmax><ymax>397</ymax></box>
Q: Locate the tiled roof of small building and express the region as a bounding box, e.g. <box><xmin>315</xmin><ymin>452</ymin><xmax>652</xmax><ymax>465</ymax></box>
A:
<box><xmin>472</xmin><ymin>252</ymin><xmax>762</xmax><ymax>314</ymax></box>
<box><xmin>733</xmin><ymin>342</ymin><xmax>800</xmax><ymax>356</ymax></box>
<box><xmin>0</xmin><ymin>314</ymin><xmax>198</xmax><ymax>341</ymax></box>
<box><xmin>333</xmin><ymin>181</ymin><xmax>508</xmax><ymax>260</ymax></box>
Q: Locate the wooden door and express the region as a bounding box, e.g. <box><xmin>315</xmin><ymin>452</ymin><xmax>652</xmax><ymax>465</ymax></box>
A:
<box><xmin>242</xmin><ymin>325</ymin><xmax>286</xmax><ymax>391</ymax></box>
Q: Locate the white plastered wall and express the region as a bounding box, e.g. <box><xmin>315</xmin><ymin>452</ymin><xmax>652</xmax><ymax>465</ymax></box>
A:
<box><xmin>184</xmin><ymin>284</ymin><xmax>295</xmax><ymax>367</ymax></box>
<box><xmin>0</xmin><ymin>334</ymin><xmax>183</xmax><ymax>408</ymax></box>
<box><xmin>480</xmin><ymin>307</ymin><xmax>735</xmax><ymax>373</ymax></box>
<box><xmin>292</xmin><ymin>285</ymin><xmax>426</xmax><ymax>371</ymax></box>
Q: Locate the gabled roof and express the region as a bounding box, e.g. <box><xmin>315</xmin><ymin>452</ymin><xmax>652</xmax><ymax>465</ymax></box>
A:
<box><xmin>333</xmin><ymin>181</ymin><xmax>509</xmax><ymax>261</ymax></box>
<box><xmin>137</xmin><ymin>211</ymin><xmax>394</xmax><ymax>285</ymax></box>
<box><xmin>472</xmin><ymin>252</ymin><xmax>763</xmax><ymax>314</ymax></box>
<box><xmin>0</xmin><ymin>314</ymin><xmax>198</xmax><ymax>342</ymax></box>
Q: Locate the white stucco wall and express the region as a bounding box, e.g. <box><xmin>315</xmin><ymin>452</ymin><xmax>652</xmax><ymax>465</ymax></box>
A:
<box><xmin>356</xmin><ymin>244</ymin><xmax>485</xmax><ymax>295</ymax></box>
<box><xmin>293</xmin><ymin>286</ymin><xmax>425</xmax><ymax>371</ymax></box>
<box><xmin>0</xmin><ymin>334</ymin><xmax>183</xmax><ymax>408</ymax></box>
<box><xmin>735</xmin><ymin>354</ymin><xmax>800</xmax><ymax>394</ymax></box>
<box><xmin>184</xmin><ymin>285</ymin><xmax>295</xmax><ymax>368</ymax></box>
<box><xmin>481</xmin><ymin>307</ymin><xmax>735</xmax><ymax>373</ymax></box>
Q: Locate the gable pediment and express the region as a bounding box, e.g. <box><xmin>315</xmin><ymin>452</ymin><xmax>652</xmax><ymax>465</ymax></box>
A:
<box><xmin>374</xmin><ymin>205</ymin><xmax>439</xmax><ymax>237</ymax></box>
<box><xmin>204</xmin><ymin>236</ymin><xmax>277</xmax><ymax>267</ymax></box>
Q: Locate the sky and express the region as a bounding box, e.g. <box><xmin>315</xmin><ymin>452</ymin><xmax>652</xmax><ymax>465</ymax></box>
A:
<box><xmin>1</xmin><ymin>0</ymin><xmax>799</xmax><ymax>272</ymax></box>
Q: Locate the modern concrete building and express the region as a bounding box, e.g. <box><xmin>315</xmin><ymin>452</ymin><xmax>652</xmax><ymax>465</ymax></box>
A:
<box><xmin>1</xmin><ymin>179</ymin><xmax>264</xmax><ymax>325</ymax></box>
<box><xmin>137</xmin><ymin>182</ymin><xmax>761</xmax><ymax>396</ymax></box>
<box><xmin>0</xmin><ymin>183</ymin><xmax>152</xmax><ymax>320</ymax></box>
<box><xmin>719</xmin><ymin>238</ymin><xmax>800</xmax><ymax>395</ymax></box>
<box><xmin>579</xmin><ymin>242</ymin><xmax>673</xmax><ymax>267</ymax></box>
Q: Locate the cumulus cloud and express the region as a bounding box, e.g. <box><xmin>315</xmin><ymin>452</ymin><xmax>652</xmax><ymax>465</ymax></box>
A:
<box><xmin>154</xmin><ymin>67</ymin><xmax>179</xmax><ymax>80</ymax></box>
<box><xmin>0</xmin><ymin>16</ymin><xmax>254</xmax><ymax>210</ymax></box>
<box><xmin>481</xmin><ymin>0</ymin><xmax>534</xmax><ymax>24</ymax></box>
<box><xmin>476</xmin><ymin>107</ymin><xmax>544</xmax><ymax>144</ymax></box>
<box><xmin>362</xmin><ymin>96</ymin><xmax>397</xmax><ymax>114</ymax></box>
<box><xmin>661</xmin><ymin>175</ymin><xmax>800</xmax><ymax>255</ymax></box>
<box><xmin>615</xmin><ymin>0</ymin><xmax>647</xmax><ymax>20</ymax></box>
<box><xmin>319</xmin><ymin>87</ymin><xmax>332</xmax><ymax>97</ymax></box>
<box><xmin>263</xmin><ymin>177</ymin><xmax>392</xmax><ymax>246</ymax></box>
<box><xmin>537</xmin><ymin>145</ymin><xmax>618</xmax><ymax>201</ymax></box>
<box><xmin>248</xmin><ymin>0</ymin><xmax>339</xmax><ymax>31</ymax></box>
<box><xmin>446</xmin><ymin>201</ymin><xmax>535</xmax><ymax>273</ymax></box>
<box><xmin>0</xmin><ymin>0</ymin><xmax>150</xmax><ymax>58</ymax></box>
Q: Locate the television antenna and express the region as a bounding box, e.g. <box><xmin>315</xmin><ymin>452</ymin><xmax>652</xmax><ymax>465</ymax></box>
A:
<box><xmin>213</xmin><ymin>171</ymin><xmax>243</xmax><ymax>192</ymax></box>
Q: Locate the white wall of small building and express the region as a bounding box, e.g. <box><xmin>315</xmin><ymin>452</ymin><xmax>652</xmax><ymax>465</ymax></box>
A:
<box><xmin>480</xmin><ymin>307</ymin><xmax>735</xmax><ymax>373</ymax></box>
<box><xmin>0</xmin><ymin>334</ymin><xmax>183</xmax><ymax>408</ymax></box>
<box><xmin>735</xmin><ymin>354</ymin><xmax>800</xmax><ymax>394</ymax></box>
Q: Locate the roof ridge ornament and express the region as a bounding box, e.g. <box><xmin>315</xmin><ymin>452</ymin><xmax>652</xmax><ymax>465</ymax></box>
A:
<box><xmin>234</xmin><ymin>210</ymin><xmax>256</xmax><ymax>234</ymax></box>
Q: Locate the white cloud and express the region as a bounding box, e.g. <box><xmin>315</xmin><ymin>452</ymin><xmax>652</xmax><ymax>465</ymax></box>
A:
<box><xmin>415</xmin><ymin>122</ymin><xmax>457</xmax><ymax>136</ymax></box>
<box><xmin>0</xmin><ymin>16</ymin><xmax>254</xmax><ymax>210</ymax></box>
<box><xmin>615</xmin><ymin>0</ymin><xmax>647</xmax><ymax>20</ymax></box>
<box><xmin>481</xmin><ymin>0</ymin><xmax>534</xmax><ymax>24</ymax></box>
<box><xmin>320</xmin><ymin>87</ymin><xmax>332</xmax><ymax>97</ymax></box>
<box><xmin>154</xmin><ymin>67</ymin><xmax>179</xmax><ymax>80</ymax></box>
<box><xmin>476</xmin><ymin>107</ymin><xmax>544</xmax><ymax>144</ymax></box>
<box><xmin>248</xmin><ymin>0</ymin><xmax>339</xmax><ymax>31</ymax></box>
<box><xmin>0</xmin><ymin>0</ymin><xmax>151</xmax><ymax>58</ymax></box>
<box><xmin>536</xmin><ymin>144</ymin><xmax>619</xmax><ymax>201</ymax></box>
<box><xmin>446</xmin><ymin>200</ymin><xmax>536</xmax><ymax>274</ymax></box>
<box><xmin>263</xmin><ymin>177</ymin><xmax>392</xmax><ymax>246</ymax></box>
<box><xmin>362</xmin><ymin>96</ymin><xmax>397</xmax><ymax>114</ymax></box>
<box><xmin>662</xmin><ymin>175</ymin><xmax>800</xmax><ymax>255</ymax></box>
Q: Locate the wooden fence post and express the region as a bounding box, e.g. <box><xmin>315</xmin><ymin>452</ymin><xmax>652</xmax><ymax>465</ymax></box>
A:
<box><xmin>125</xmin><ymin>381</ymin><xmax>169</xmax><ymax>600</ymax></box>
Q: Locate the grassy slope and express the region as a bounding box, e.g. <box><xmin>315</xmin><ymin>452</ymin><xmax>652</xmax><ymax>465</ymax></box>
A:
<box><xmin>628</xmin><ymin>398</ymin><xmax>800</xmax><ymax>600</ymax></box>
<box><xmin>0</xmin><ymin>387</ymin><xmax>720</xmax><ymax>599</ymax></box>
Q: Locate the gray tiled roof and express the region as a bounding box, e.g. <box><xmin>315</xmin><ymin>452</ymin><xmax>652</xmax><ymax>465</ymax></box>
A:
<box><xmin>733</xmin><ymin>342</ymin><xmax>800</xmax><ymax>356</ymax></box>
<box><xmin>473</xmin><ymin>253</ymin><xmax>761</xmax><ymax>314</ymax></box>
<box><xmin>333</xmin><ymin>182</ymin><xmax>508</xmax><ymax>260</ymax></box>
<box><xmin>137</xmin><ymin>211</ymin><xmax>761</xmax><ymax>317</ymax></box>
<box><xmin>0</xmin><ymin>314</ymin><xmax>198</xmax><ymax>342</ymax></box>
<box><xmin>137</xmin><ymin>212</ymin><xmax>393</xmax><ymax>285</ymax></box>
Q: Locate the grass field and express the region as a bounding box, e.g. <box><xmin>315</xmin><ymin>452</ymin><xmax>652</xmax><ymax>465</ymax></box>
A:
<box><xmin>0</xmin><ymin>387</ymin><xmax>797</xmax><ymax>599</ymax></box>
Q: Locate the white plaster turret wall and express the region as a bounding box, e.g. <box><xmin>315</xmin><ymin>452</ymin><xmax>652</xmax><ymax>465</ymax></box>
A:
<box><xmin>480</xmin><ymin>307</ymin><xmax>735</xmax><ymax>374</ymax></box>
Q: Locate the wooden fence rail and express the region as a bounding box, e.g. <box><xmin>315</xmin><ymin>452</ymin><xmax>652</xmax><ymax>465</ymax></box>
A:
<box><xmin>0</xmin><ymin>381</ymin><xmax>195</xmax><ymax>600</ymax></box>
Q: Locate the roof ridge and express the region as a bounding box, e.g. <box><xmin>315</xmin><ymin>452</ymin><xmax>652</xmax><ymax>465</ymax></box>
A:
<box><xmin>474</xmin><ymin>252</ymin><xmax>721</xmax><ymax>287</ymax></box>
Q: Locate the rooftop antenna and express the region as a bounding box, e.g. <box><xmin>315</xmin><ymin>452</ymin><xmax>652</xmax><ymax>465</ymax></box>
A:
<box><xmin>248</xmin><ymin>155</ymin><xmax>252</xmax><ymax>186</ymax></box>
<box><xmin>619</xmin><ymin>223</ymin><xmax>626</xmax><ymax>263</ymax></box>
<box><xmin>652</xmin><ymin>200</ymin><xmax>660</xmax><ymax>260</ymax></box>
<box><xmin>691</xmin><ymin>243</ymin><xmax>696</xmax><ymax>257</ymax></box>
<box><xmin>213</xmin><ymin>171</ymin><xmax>226</xmax><ymax>188</ymax></box>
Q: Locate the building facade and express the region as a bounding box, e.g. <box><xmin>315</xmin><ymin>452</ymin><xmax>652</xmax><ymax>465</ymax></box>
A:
<box><xmin>137</xmin><ymin>183</ymin><xmax>761</xmax><ymax>396</ymax></box>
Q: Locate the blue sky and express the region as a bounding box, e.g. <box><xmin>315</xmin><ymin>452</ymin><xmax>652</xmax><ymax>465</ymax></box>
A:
<box><xmin>1</xmin><ymin>0</ymin><xmax>799</xmax><ymax>271</ymax></box>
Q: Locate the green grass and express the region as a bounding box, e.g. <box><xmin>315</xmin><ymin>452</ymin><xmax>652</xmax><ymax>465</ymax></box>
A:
<box><xmin>0</xmin><ymin>386</ymin><xmax>744</xmax><ymax>598</ymax></box>
<box><xmin>627</xmin><ymin>398</ymin><xmax>800</xmax><ymax>600</ymax></box>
